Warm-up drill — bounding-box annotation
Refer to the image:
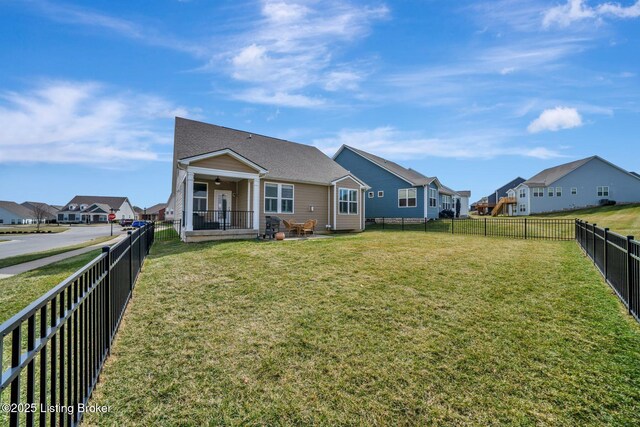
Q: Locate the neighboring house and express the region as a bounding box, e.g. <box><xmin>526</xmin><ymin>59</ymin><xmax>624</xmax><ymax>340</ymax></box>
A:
<box><xmin>473</xmin><ymin>177</ymin><xmax>526</xmax><ymax>215</ymax></box>
<box><xmin>133</xmin><ymin>206</ymin><xmax>143</xmax><ymax>219</ymax></box>
<box><xmin>455</xmin><ymin>191</ymin><xmax>471</xmax><ymax>217</ymax></box>
<box><xmin>139</xmin><ymin>203</ymin><xmax>167</xmax><ymax>221</ymax></box>
<box><xmin>0</xmin><ymin>201</ymin><xmax>36</xmax><ymax>224</ymax></box>
<box><xmin>170</xmin><ymin>118</ymin><xmax>369</xmax><ymax>242</ymax></box>
<box><xmin>21</xmin><ymin>201</ymin><xmax>59</xmax><ymax>222</ymax></box>
<box><xmin>510</xmin><ymin>156</ymin><xmax>640</xmax><ymax>215</ymax></box>
<box><xmin>165</xmin><ymin>194</ymin><xmax>176</xmax><ymax>220</ymax></box>
<box><xmin>333</xmin><ymin>145</ymin><xmax>468</xmax><ymax>219</ymax></box>
<box><xmin>57</xmin><ymin>196</ymin><xmax>136</xmax><ymax>223</ymax></box>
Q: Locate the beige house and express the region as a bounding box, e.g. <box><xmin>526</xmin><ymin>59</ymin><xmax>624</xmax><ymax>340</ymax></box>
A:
<box><xmin>169</xmin><ymin>118</ymin><xmax>368</xmax><ymax>242</ymax></box>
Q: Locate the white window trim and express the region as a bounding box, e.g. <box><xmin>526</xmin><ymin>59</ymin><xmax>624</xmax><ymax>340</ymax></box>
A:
<box><xmin>338</xmin><ymin>187</ymin><xmax>359</xmax><ymax>215</ymax></box>
<box><xmin>398</xmin><ymin>188</ymin><xmax>418</xmax><ymax>208</ymax></box>
<box><xmin>377</xmin><ymin>190</ymin><xmax>384</xmax><ymax>198</ymax></box>
<box><xmin>263</xmin><ymin>182</ymin><xmax>295</xmax><ymax>214</ymax></box>
<box><xmin>193</xmin><ymin>181</ymin><xmax>208</xmax><ymax>211</ymax></box>
<box><xmin>597</xmin><ymin>186</ymin><xmax>610</xmax><ymax>197</ymax></box>
<box><xmin>368</xmin><ymin>191</ymin><xmax>374</xmax><ymax>199</ymax></box>
<box><xmin>428</xmin><ymin>188</ymin><xmax>438</xmax><ymax>207</ymax></box>
<box><xmin>519</xmin><ymin>188</ymin><xmax>526</xmax><ymax>198</ymax></box>
<box><xmin>547</xmin><ymin>187</ymin><xmax>554</xmax><ymax>197</ymax></box>
<box><xmin>533</xmin><ymin>187</ymin><xmax>543</xmax><ymax>197</ymax></box>
<box><xmin>571</xmin><ymin>187</ymin><xmax>577</xmax><ymax>195</ymax></box>
<box><xmin>556</xmin><ymin>186</ymin><xmax>562</xmax><ymax>197</ymax></box>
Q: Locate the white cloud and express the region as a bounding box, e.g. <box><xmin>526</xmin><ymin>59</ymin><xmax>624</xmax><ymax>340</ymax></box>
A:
<box><xmin>0</xmin><ymin>81</ymin><xmax>190</xmax><ymax>164</ymax></box>
<box><xmin>543</xmin><ymin>0</ymin><xmax>640</xmax><ymax>28</ymax></box>
<box><xmin>313</xmin><ymin>126</ymin><xmax>565</xmax><ymax>160</ymax></box>
<box><xmin>527</xmin><ymin>107</ymin><xmax>583</xmax><ymax>133</ymax></box>
<box><xmin>217</xmin><ymin>0</ymin><xmax>388</xmax><ymax>107</ymax></box>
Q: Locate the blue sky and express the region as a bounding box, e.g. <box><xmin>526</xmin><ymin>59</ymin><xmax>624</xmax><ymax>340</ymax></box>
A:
<box><xmin>0</xmin><ymin>0</ymin><xmax>639</xmax><ymax>207</ymax></box>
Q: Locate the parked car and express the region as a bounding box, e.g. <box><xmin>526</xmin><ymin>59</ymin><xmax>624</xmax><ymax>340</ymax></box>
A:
<box><xmin>120</xmin><ymin>219</ymin><xmax>133</xmax><ymax>226</ymax></box>
<box><xmin>131</xmin><ymin>220</ymin><xmax>147</xmax><ymax>228</ymax></box>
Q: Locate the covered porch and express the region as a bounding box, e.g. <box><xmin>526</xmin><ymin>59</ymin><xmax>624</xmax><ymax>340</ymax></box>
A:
<box><xmin>182</xmin><ymin>158</ymin><xmax>262</xmax><ymax>242</ymax></box>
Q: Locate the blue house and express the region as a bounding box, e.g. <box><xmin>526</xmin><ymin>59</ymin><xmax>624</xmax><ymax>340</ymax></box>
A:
<box><xmin>333</xmin><ymin>146</ymin><xmax>469</xmax><ymax>219</ymax></box>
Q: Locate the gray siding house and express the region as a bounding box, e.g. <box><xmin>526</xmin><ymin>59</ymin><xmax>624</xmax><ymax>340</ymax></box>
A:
<box><xmin>0</xmin><ymin>201</ymin><xmax>36</xmax><ymax>224</ymax></box>
<box><xmin>511</xmin><ymin>156</ymin><xmax>640</xmax><ymax>215</ymax></box>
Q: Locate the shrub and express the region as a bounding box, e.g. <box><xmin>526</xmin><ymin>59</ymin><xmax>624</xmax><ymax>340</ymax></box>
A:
<box><xmin>439</xmin><ymin>209</ymin><xmax>455</xmax><ymax>219</ymax></box>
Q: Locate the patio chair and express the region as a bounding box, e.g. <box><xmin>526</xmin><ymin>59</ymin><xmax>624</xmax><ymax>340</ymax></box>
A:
<box><xmin>301</xmin><ymin>219</ymin><xmax>317</xmax><ymax>236</ymax></box>
<box><xmin>282</xmin><ymin>219</ymin><xmax>297</xmax><ymax>236</ymax></box>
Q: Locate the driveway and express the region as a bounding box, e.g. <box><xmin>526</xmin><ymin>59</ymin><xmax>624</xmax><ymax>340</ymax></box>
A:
<box><xmin>0</xmin><ymin>225</ymin><xmax>125</xmax><ymax>259</ymax></box>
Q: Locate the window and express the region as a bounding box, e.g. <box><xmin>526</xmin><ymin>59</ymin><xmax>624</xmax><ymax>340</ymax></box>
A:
<box><xmin>398</xmin><ymin>188</ymin><xmax>417</xmax><ymax>207</ymax></box>
<box><xmin>68</xmin><ymin>213</ymin><xmax>76</xmax><ymax>221</ymax></box>
<box><xmin>429</xmin><ymin>188</ymin><xmax>437</xmax><ymax>207</ymax></box>
<box><xmin>58</xmin><ymin>213</ymin><xmax>64</xmax><ymax>221</ymax></box>
<box><xmin>519</xmin><ymin>204</ymin><xmax>526</xmax><ymax>212</ymax></box>
<box><xmin>441</xmin><ymin>194</ymin><xmax>452</xmax><ymax>210</ymax></box>
<box><xmin>339</xmin><ymin>188</ymin><xmax>358</xmax><ymax>214</ymax></box>
<box><xmin>368</xmin><ymin>191</ymin><xmax>374</xmax><ymax>199</ymax></box>
<box><xmin>597</xmin><ymin>186</ymin><xmax>609</xmax><ymax>197</ymax></box>
<box><xmin>533</xmin><ymin>188</ymin><xmax>543</xmax><ymax>197</ymax></box>
<box><xmin>556</xmin><ymin>187</ymin><xmax>562</xmax><ymax>197</ymax></box>
<box><xmin>377</xmin><ymin>191</ymin><xmax>384</xmax><ymax>198</ymax></box>
<box><xmin>571</xmin><ymin>187</ymin><xmax>577</xmax><ymax>195</ymax></box>
<box><xmin>519</xmin><ymin>188</ymin><xmax>526</xmax><ymax>198</ymax></box>
<box><xmin>193</xmin><ymin>182</ymin><xmax>208</xmax><ymax>211</ymax></box>
<box><xmin>265</xmin><ymin>183</ymin><xmax>294</xmax><ymax>213</ymax></box>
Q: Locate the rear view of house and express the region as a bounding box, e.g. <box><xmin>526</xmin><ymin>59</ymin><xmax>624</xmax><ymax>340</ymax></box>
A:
<box><xmin>333</xmin><ymin>145</ymin><xmax>470</xmax><ymax>220</ymax></box>
<box><xmin>169</xmin><ymin>118</ymin><xmax>368</xmax><ymax>242</ymax></box>
<box><xmin>511</xmin><ymin>156</ymin><xmax>640</xmax><ymax>215</ymax></box>
<box><xmin>0</xmin><ymin>201</ymin><xmax>37</xmax><ymax>224</ymax></box>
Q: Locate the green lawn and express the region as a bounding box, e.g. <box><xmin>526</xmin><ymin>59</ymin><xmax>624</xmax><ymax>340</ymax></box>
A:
<box><xmin>85</xmin><ymin>232</ymin><xmax>640</xmax><ymax>426</ymax></box>
<box><xmin>535</xmin><ymin>203</ymin><xmax>640</xmax><ymax>237</ymax></box>
<box><xmin>0</xmin><ymin>235</ymin><xmax>116</xmax><ymax>269</ymax></box>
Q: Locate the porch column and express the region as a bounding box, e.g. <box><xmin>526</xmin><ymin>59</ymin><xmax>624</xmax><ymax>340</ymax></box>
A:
<box><xmin>185</xmin><ymin>171</ymin><xmax>194</xmax><ymax>231</ymax></box>
<box><xmin>247</xmin><ymin>180</ymin><xmax>251</xmax><ymax>216</ymax></box>
<box><xmin>252</xmin><ymin>178</ymin><xmax>260</xmax><ymax>230</ymax></box>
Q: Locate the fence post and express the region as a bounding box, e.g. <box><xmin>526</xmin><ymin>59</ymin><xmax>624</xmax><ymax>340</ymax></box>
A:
<box><xmin>424</xmin><ymin>217</ymin><xmax>427</xmax><ymax>232</ymax></box>
<box><xmin>604</xmin><ymin>228</ymin><xmax>609</xmax><ymax>279</ymax></box>
<box><xmin>102</xmin><ymin>246</ymin><xmax>111</xmax><ymax>354</ymax></box>
<box><xmin>484</xmin><ymin>217</ymin><xmax>487</xmax><ymax>237</ymax></box>
<box><xmin>524</xmin><ymin>218</ymin><xmax>527</xmax><ymax>240</ymax></box>
<box><xmin>627</xmin><ymin>235</ymin><xmax>634</xmax><ymax>315</ymax></box>
<box><xmin>592</xmin><ymin>224</ymin><xmax>597</xmax><ymax>265</ymax></box>
<box><xmin>128</xmin><ymin>231</ymin><xmax>133</xmax><ymax>291</ymax></box>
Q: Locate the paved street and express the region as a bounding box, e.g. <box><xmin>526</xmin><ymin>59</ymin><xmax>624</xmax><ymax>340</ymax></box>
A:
<box><xmin>0</xmin><ymin>225</ymin><xmax>125</xmax><ymax>259</ymax></box>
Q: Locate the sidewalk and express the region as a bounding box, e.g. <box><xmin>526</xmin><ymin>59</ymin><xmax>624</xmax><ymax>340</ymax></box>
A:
<box><xmin>0</xmin><ymin>234</ymin><xmax>127</xmax><ymax>279</ymax></box>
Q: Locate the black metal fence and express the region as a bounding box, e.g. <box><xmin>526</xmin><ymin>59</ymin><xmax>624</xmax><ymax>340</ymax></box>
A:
<box><xmin>366</xmin><ymin>217</ymin><xmax>575</xmax><ymax>240</ymax></box>
<box><xmin>153</xmin><ymin>220</ymin><xmax>182</xmax><ymax>241</ymax></box>
<box><xmin>0</xmin><ymin>223</ymin><xmax>154</xmax><ymax>426</ymax></box>
<box><xmin>576</xmin><ymin>220</ymin><xmax>639</xmax><ymax>322</ymax></box>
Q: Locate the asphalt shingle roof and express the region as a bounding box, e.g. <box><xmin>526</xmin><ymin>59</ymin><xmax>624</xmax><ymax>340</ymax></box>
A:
<box><xmin>174</xmin><ymin>118</ymin><xmax>355</xmax><ymax>186</ymax></box>
<box><xmin>523</xmin><ymin>156</ymin><xmax>596</xmax><ymax>187</ymax></box>
<box><xmin>487</xmin><ymin>177</ymin><xmax>526</xmax><ymax>204</ymax></box>
<box><xmin>340</xmin><ymin>146</ymin><xmax>432</xmax><ymax>186</ymax></box>
<box><xmin>21</xmin><ymin>201</ymin><xmax>59</xmax><ymax>218</ymax></box>
<box><xmin>0</xmin><ymin>200</ymin><xmax>36</xmax><ymax>218</ymax></box>
<box><xmin>61</xmin><ymin>196</ymin><xmax>129</xmax><ymax>212</ymax></box>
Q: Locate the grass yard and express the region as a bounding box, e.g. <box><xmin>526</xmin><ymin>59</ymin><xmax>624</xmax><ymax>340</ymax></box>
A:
<box><xmin>85</xmin><ymin>232</ymin><xmax>640</xmax><ymax>426</ymax></box>
<box><xmin>536</xmin><ymin>203</ymin><xmax>640</xmax><ymax>237</ymax></box>
<box><xmin>0</xmin><ymin>235</ymin><xmax>116</xmax><ymax>269</ymax></box>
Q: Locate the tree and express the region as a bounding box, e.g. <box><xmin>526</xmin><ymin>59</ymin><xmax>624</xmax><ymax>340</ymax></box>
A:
<box><xmin>30</xmin><ymin>202</ymin><xmax>49</xmax><ymax>231</ymax></box>
<box><xmin>455</xmin><ymin>198</ymin><xmax>461</xmax><ymax>218</ymax></box>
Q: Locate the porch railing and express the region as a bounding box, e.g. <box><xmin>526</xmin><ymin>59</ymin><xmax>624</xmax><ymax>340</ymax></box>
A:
<box><xmin>192</xmin><ymin>210</ymin><xmax>253</xmax><ymax>231</ymax></box>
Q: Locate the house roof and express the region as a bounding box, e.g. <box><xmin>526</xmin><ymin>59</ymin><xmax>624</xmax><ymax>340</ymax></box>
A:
<box><xmin>61</xmin><ymin>196</ymin><xmax>130</xmax><ymax>212</ymax></box>
<box><xmin>523</xmin><ymin>156</ymin><xmax>596</xmax><ymax>187</ymax></box>
<box><xmin>174</xmin><ymin>118</ymin><xmax>358</xmax><ymax>186</ymax></box>
<box><xmin>457</xmin><ymin>190</ymin><xmax>471</xmax><ymax>197</ymax></box>
<box><xmin>0</xmin><ymin>200</ymin><xmax>36</xmax><ymax>218</ymax></box>
<box><xmin>21</xmin><ymin>201</ymin><xmax>59</xmax><ymax>218</ymax></box>
<box><xmin>488</xmin><ymin>177</ymin><xmax>526</xmax><ymax>204</ymax></box>
<box><xmin>335</xmin><ymin>145</ymin><xmax>432</xmax><ymax>186</ymax></box>
<box><xmin>439</xmin><ymin>184</ymin><xmax>457</xmax><ymax>196</ymax></box>
<box><xmin>143</xmin><ymin>203</ymin><xmax>167</xmax><ymax>214</ymax></box>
